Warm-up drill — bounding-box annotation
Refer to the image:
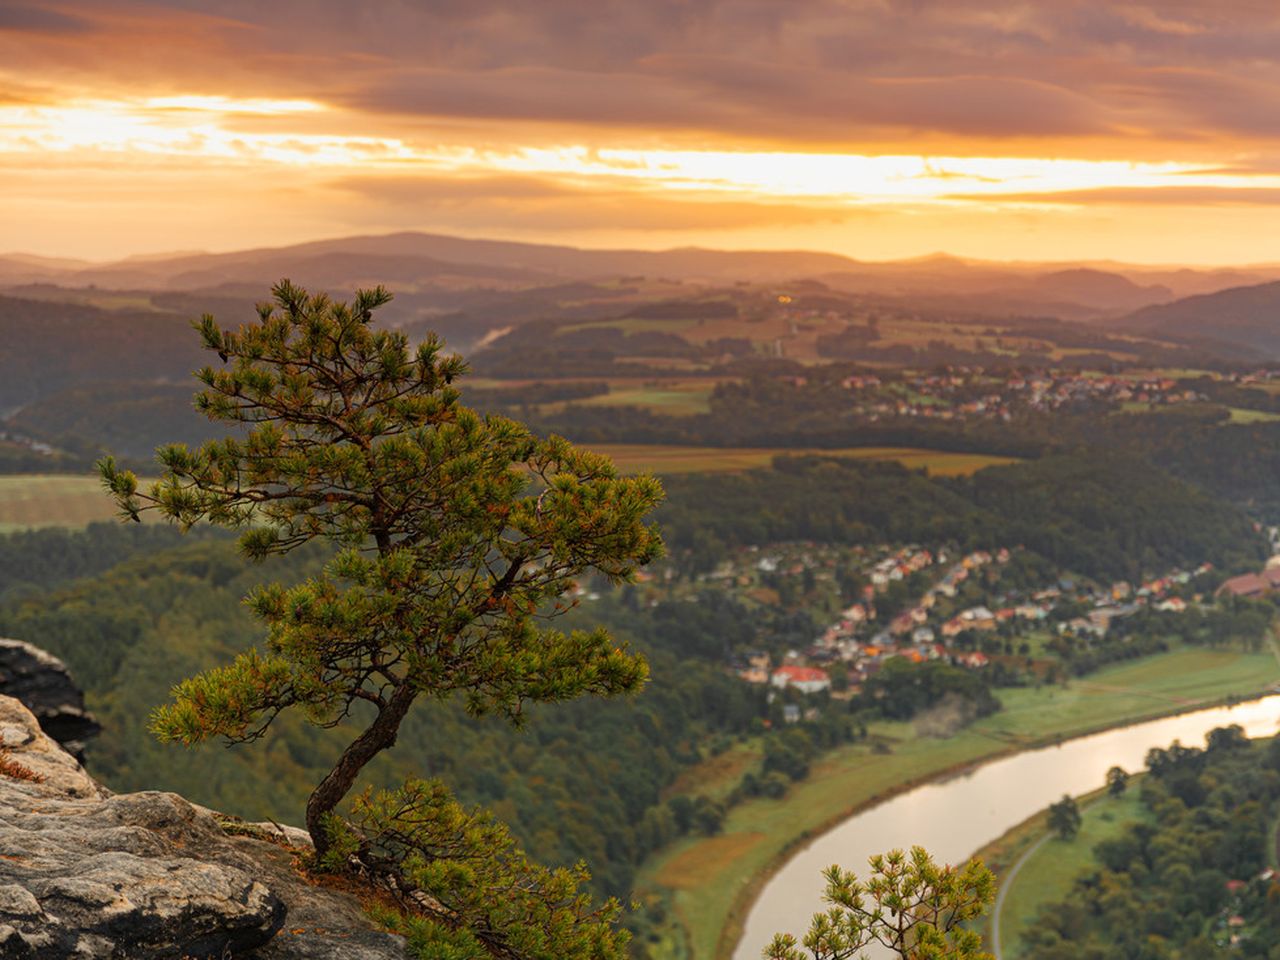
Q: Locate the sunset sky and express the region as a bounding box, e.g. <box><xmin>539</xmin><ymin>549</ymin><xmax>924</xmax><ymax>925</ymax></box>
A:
<box><xmin>6</xmin><ymin>1</ymin><xmax>1280</xmax><ymax>263</ymax></box>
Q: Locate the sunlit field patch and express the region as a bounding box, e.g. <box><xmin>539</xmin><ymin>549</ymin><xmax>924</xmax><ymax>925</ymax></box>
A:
<box><xmin>592</xmin><ymin>444</ymin><xmax>1020</xmax><ymax>476</ymax></box>
<box><xmin>0</xmin><ymin>475</ymin><xmax>134</xmax><ymax>532</ymax></box>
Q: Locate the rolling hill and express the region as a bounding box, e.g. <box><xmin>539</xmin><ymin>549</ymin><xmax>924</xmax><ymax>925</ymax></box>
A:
<box><xmin>27</xmin><ymin>233</ymin><xmax>862</xmax><ymax>290</ymax></box>
<box><xmin>5</xmin><ymin>232</ymin><xmax>1270</xmax><ymax>318</ymax></box>
<box><xmin>1121</xmin><ymin>280</ymin><xmax>1280</xmax><ymax>358</ymax></box>
<box><xmin>0</xmin><ymin>296</ymin><xmax>202</xmax><ymax>412</ymax></box>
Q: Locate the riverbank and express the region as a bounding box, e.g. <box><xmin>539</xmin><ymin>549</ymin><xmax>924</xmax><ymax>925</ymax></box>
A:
<box><xmin>978</xmin><ymin>784</ymin><xmax>1146</xmax><ymax>958</ymax></box>
<box><xmin>635</xmin><ymin>646</ymin><xmax>1279</xmax><ymax>960</ymax></box>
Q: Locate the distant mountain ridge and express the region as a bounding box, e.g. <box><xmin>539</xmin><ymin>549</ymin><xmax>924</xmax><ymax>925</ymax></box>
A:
<box><xmin>1019</xmin><ymin>268</ymin><xmax>1174</xmax><ymax>312</ymax></box>
<box><xmin>2</xmin><ymin>232</ymin><xmax>864</xmax><ymax>291</ymax></box>
<box><xmin>3</xmin><ymin>232</ymin><xmax>1273</xmax><ymax>313</ymax></box>
<box><xmin>0</xmin><ymin>294</ymin><xmax>201</xmax><ymax>411</ymax></box>
<box><xmin>6</xmin><ymin>232</ymin><xmax>1280</xmax><ymax>374</ymax></box>
<box><xmin>1121</xmin><ymin>280</ymin><xmax>1280</xmax><ymax>358</ymax></box>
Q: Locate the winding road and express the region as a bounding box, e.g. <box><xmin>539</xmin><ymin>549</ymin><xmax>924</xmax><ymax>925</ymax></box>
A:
<box><xmin>988</xmin><ymin>833</ymin><xmax>1051</xmax><ymax>960</ymax></box>
<box><xmin>735</xmin><ymin>696</ymin><xmax>1280</xmax><ymax>960</ymax></box>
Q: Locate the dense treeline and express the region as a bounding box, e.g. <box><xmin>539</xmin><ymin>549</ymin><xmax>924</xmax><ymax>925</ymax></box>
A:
<box><xmin>468</xmin><ymin>380</ymin><xmax>611</xmax><ymax>405</ymax></box>
<box><xmin>0</xmin><ymin>440</ymin><xmax>95</xmax><ymax>474</ymax></box>
<box><xmin>1109</xmin><ymin>601</ymin><xmax>1277</xmax><ymax>653</ymax></box>
<box><xmin>0</xmin><ymin>295</ymin><xmax>202</xmax><ymax>409</ymax></box>
<box><xmin>1141</xmin><ymin>421</ymin><xmax>1280</xmax><ymax>520</ymax></box>
<box><xmin>814</xmin><ymin>321</ymin><xmax>881</xmax><ymax>358</ymax></box>
<box><xmin>8</xmin><ymin>382</ymin><xmax>223</xmax><ymax>460</ymax></box>
<box><xmin>0</xmin><ymin>522</ymin><xmax>225</xmax><ymax>602</ymax></box>
<box><xmin>856</xmin><ymin>658</ymin><xmax>1000</xmax><ymax>723</ymax></box>
<box><xmin>1024</xmin><ymin>729</ymin><xmax>1280</xmax><ymax>960</ymax></box>
<box><xmin>0</xmin><ymin>532</ymin><xmax>761</xmax><ymax>902</ymax></box>
<box><xmin>531</xmin><ymin>378</ymin><xmax>1060</xmax><ymax>458</ymax></box>
<box><xmin>659</xmin><ymin>456</ymin><xmax>986</xmax><ymax>563</ymax></box>
<box><xmin>1060</xmin><ymin>406</ymin><xmax>1280</xmax><ymax>521</ymax></box>
<box><xmin>513</xmin><ymin>366</ymin><xmax>1280</xmax><ymax>523</ymax></box>
<box><xmin>1183</xmin><ymin>378</ymin><xmax>1280</xmax><ymax>415</ymax></box>
<box><xmin>948</xmin><ymin>453</ymin><xmax>1265</xmax><ymax>581</ymax></box>
<box><xmin>477</xmin><ymin>374</ymin><xmax>1280</xmax><ymax>529</ymax></box>
<box><xmin>658</xmin><ymin>454</ymin><xmax>1266</xmax><ymax>582</ymax></box>
<box><xmin>470</xmin><ymin>320</ymin><xmax>698</xmax><ymax>378</ymax></box>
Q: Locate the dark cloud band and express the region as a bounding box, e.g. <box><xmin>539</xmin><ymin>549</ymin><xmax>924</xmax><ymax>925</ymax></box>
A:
<box><xmin>4</xmin><ymin>0</ymin><xmax>1280</xmax><ymax>148</ymax></box>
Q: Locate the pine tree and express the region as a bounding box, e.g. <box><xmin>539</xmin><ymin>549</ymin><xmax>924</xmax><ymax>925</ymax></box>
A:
<box><xmin>766</xmin><ymin>847</ymin><xmax>995</xmax><ymax>960</ymax></box>
<box><xmin>99</xmin><ymin>280</ymin><xmax>664</xmax><ymax>867</ymax></box>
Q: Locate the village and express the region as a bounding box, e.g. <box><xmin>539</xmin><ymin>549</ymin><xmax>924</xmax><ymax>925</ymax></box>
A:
<box><xmin>702</xmin><ymin>537</ymin><xmax>1225</xmax><ymax>711</ymax></box>
<box><xmin>836</xmin><ymin>369</ymin><xmax>1212</xmax><ymax>423</ymax></box>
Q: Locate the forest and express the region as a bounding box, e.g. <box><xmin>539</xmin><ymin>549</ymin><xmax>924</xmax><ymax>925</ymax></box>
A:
<box><xmin>3</xmin><ymin>293</ymin><xmax>1280</xmax><ymax>959</ymax></box>
<box><xmin>1023</xmin><ymin>729</ymin><xmax>1280</xmax><ymax>960</ymax></box>
<box><xmin>658</xmin><ymin>453</ymin><xmax>1266</xmax><ymax>582</ymax></box>
<box><xmin>0</xmin><ymin>433</ymin><xmax>1268</xmax><ymax>920</ymax></box>
<box><xmin>0</xmin><ymin>525</ymin><xmax>764</xmax><ymax>907</ymax></box>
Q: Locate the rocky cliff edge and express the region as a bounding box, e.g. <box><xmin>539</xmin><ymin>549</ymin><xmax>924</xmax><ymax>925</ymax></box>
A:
<box><xmin>0</xmin><ymin>693</ymin><xmax>406</xmax><ymax>959</ymax></box>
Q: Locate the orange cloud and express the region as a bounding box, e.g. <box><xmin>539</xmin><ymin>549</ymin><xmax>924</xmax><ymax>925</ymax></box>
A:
<box><xmin>5</xmin><ymin>1</ymin><xmax>1280</xmax><ymax>262</ymax></box>
<box><xmin>329</xmin><ymin>173</ymin><xmax>848</xmax><ymax>231</ymax></box>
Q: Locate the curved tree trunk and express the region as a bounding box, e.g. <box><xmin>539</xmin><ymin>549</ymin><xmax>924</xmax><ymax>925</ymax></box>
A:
<box><xmin>306</xmin><ymin>683</ymin><xmax>418</xmax><ymax>859</ymax></box>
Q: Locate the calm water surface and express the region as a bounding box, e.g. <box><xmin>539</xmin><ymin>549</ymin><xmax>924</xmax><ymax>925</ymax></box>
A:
<box><xmin>733</xmin><ymin>695</ymin><xmax>1280</xmax><ymax>960</ymax></box>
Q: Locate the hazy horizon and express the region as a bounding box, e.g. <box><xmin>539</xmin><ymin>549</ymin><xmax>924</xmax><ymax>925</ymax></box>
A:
<box><xmin>8</xmin><ymin>8</ymin><xmax>1280</xmax><ymax>960</ymax></box>
<box><xmin>7</xmin><ymin>226</ymin><xmax>1280</xmax><ymax>273</ymax></box>
<box><xmin>7</xmin><ymin>2</ymin><xmax>1280</xmax><ymax>264</ymax></box>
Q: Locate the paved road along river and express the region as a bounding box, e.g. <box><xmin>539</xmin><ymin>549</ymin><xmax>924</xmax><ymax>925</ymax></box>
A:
<box><xmin>732</xmin><ymin>695</ymin><xmax>1280</xmax><ymax>960</ymax></box>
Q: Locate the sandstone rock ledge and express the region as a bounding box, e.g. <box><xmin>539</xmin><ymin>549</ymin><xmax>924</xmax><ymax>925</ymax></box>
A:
<box><xmin>0</xmin><ymin>695</ymin><xmax>406</xmax><ymax>960</ymax></box>
<box><xmin>0</xmin><ymin>639</ymin><xmax>102</xmax><ymax>762</ymax></box>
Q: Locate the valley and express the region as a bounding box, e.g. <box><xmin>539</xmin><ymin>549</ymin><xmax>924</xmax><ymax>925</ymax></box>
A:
<box><xmin>5</xmin><ymin>232</ymin><xmax>1280</xmax><ymax>960</ymax></box>
<box><xmin>12</xmin><ymin>7</ymin><xmax>1280</xmax><ymax>959</ymax></box>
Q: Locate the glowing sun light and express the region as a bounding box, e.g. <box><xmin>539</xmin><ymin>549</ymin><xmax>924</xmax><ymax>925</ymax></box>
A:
<box><xmin>142</xmin><ymin>96</ymin><xmax>328</xmax><ymax>115</ymax></box>
<box><xmin>4</xmin><ymin>97</ymin><xmax>1280</xmax><ymax>203</ymax></box>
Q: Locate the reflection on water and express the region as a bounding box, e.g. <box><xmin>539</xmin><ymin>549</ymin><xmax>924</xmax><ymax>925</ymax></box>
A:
<box><xmin>733</xmin><ymin>696</ymin><xmax>1280</xmax><ymax>960</ymax></box>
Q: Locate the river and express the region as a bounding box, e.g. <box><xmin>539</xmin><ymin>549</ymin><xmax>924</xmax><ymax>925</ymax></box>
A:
<box><xmin>732</xmin><ymin>695</ymin><xmax>1280</xmax><ymax>960</ymax></box>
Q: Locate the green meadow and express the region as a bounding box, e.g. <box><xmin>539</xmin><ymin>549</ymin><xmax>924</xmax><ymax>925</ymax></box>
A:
<box><xmin>635</xmin><ymin>647</ymin><xmax>1279</xmax><ymax>960</ymax></box>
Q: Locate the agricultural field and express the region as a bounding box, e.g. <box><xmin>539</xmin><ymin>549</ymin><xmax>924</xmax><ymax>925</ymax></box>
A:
<box><xmin>636</xmin><ymin>646</ymin><xmax>1280</xmax><ymax>960</ymax></box>
<box><xmin>551</xmin><ymin>309</ymin><xmax>988</xmax><ymax>364</ymax></box>
<box><xmin>1227</xmin><ymin>407</ymin><xmax>1280</xmax><ymax>424</ymax></box>
<box><xmin>0</xmin><ymin>447</ymin><xmax>1011</xmax><ymax>531</ymax></box>
<box><xmin>1052</xmin><ymin>346</ymin><xmax>1144</xmax><ymax>362</ymax></box>
<box><xmin>0</xmin><ymin>474</ymin><xmax>130</xmax><ymax>532</ymax></box>
<box><xmin>592</xmin><ymin>444</ymin><xmax>1021</xmax><ymax>476</ymax></box>
<box><xmin>574</xmin><ymin>382</ymin><xmax>715</xmax><ymax>415</ymax></box>
<box><xmin>559</xmin><ymin>317</ymin><xmax>702</xmax><ymax>336</ymax></box>
<box><xmin>1123</xmin><ymin>367</ymin><xmax>1217</xmax><ymax>380</ymax></box>
<box><xmin>2</xmin><ymin>287</ymin><xmax>164</xmax><ymax>311</ymax></box>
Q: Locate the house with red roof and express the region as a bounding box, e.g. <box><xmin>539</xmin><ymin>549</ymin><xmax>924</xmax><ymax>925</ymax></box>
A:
<box><xmin>1218</xmin><ymin>572</ymin><xmax>1271</xmax><ymax>599</ymax></box>
<box><xmin>770</xmin><ymin>665</ymin><xmax>832</xmax><ymax>694</ymax></box>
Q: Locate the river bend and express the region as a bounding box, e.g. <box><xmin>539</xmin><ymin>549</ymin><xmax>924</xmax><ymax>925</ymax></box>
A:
<box><xmin>733</xmin><ymin>696</ymin><xmax>1280</xmax><ymax>960</ymax></box>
